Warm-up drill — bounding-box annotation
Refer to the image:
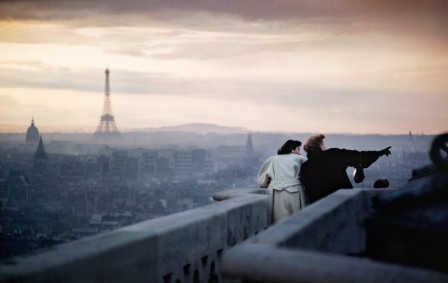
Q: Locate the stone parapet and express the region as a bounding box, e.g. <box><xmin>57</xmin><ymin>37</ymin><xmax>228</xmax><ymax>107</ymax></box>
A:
<box><xmin>0</xmin><ymin>188</ymin><xmax>269</xmax><ymax>283</ymax></box>
<box><xmin>222</xmin><ymin>189</ymin><xmax>448</xmax><ymax>283</ymax></box>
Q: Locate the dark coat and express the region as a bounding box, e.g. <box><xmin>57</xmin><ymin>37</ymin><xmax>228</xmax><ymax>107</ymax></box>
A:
<box><xmin>300</xmin><ymin>148</ymin><xmax>382</xmax><ymax>203</ymax></box>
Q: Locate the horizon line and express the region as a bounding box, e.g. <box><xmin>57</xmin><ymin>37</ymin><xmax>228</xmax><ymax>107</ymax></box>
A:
<box><xmin>0</xmin><ymin>123</ymin><xmax>435</xmax><ymax>136</ymax></box>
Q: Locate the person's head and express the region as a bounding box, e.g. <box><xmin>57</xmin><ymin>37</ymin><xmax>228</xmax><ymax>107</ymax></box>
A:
<box><xmin>304</xmin><ymin>134</ymin><xmax>326</xmax><ymax>153</ymax></box>
<box><xmin>277</xmin><ymin>140</ymin><xmax>302</xmax><ymax>155</ymax></box>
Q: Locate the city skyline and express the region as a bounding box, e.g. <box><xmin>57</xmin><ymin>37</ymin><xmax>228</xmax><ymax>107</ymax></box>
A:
<box><xmin>0</xmin><ymin>1</ymin><xmax>447</xmax><ymax>135</ymax></box>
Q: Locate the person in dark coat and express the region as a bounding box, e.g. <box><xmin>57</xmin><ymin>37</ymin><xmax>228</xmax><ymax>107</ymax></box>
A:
<box><xmin>300</xmin><ymin>134</ymin><xmax>391</xmax><ymax>203</ymax></box>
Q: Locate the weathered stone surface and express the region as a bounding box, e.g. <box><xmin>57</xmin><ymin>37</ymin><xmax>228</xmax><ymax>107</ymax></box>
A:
<box><xmin>0</xmin><ymin>189</ymin><xmax>269</xmax><ymax>283</ymax></box>
<box><xmin>223</xmin><ymin>189</ymin><xmax>448</xmax><ymax>283</ymax></box>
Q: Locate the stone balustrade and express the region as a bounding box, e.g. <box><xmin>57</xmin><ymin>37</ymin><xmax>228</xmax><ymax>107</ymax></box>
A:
<box><xmin>0</xmin><ymin>188</ymin><xmax>269</xmax><ymax>283</ymax></box>
<box><xmin>222</xmin><ymin>188</ymin><xmax>448</xmax><ymax>283</ymax></box>
<box><xmin>4</xmin><ymin>183</ymin><xmax>448</xmax><ymax>283</ymax></box>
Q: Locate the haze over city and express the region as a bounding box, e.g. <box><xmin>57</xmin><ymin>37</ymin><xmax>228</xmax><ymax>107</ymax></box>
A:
<box><xmin>0</xmin><ymin>0</ymin><xmax>447</xmax><ymax>134</ymax></box>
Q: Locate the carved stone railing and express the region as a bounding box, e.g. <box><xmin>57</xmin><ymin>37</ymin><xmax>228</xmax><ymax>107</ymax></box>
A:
<box><xmin>0</xmin><ymin>188</ymin><xmax>269</xmax><ymax>283</ymax></box>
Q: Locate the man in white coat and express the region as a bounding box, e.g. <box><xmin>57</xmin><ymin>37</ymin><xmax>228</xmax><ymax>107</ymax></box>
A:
<box><xmin>258</xmin><ymin>140</ymin><xmax>307</xmax><ymax>223</ymax></box>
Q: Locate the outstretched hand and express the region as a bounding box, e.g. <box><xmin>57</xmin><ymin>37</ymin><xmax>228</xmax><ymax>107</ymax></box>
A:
<box><xmin>380</xmin><ymin>146</ymin><xmax>392</xmax><ymax>156</ymax></box>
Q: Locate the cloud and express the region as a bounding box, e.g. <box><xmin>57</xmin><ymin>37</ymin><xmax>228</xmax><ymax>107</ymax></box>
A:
<box><xmin>0</xmin><ymin>0</ymin><xmax>447</xmax><ymax>134</ymax></box>
<box><xmin>0</xmin><ymin>94</ymin><xmax>22</xmax><ymax>124</ymax></box>
<box><xmin>0</xmin><ymin>60</ymin><xmax>46</xmax><ymax>70</ymax></box>
<box><xmin>1</xmin><ymin>1</ymin><xmax>446</xmax><ymax>62</ymax></box>
<box><xmin>0</xmin><ymin>94</ymin><xmax>19</xmax><ymax>106</ymax></box>
<box><xmin>1</xmin><ymin>0</ymin><xmax>447</xmax><ymax>33</ymax></box>
<box><xmin>0</xmin><ymin>21</ymin><xmax>99</xmax><ymax>45</ymax></box>
<box><xmin>0</xmin><ymin>67</ymin><xmax>98</xmax><ymax>92</ymax></box>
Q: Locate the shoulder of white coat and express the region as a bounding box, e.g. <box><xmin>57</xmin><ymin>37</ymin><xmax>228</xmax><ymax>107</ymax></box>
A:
<box><xmin>260</xmin><ymin>155</ymin><xmax>275</xmax><ymax>168</ymax></box>
<box><xmin>289</xmin><ymin>154</ymin><xmax>307</xmax><ymax>163</ymax></box>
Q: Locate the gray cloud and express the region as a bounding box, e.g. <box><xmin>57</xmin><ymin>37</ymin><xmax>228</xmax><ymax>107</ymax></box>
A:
<box><xmin>105</xmin><ymin>47</ymin><xmax>147</xmax><ymax>57</ymax></box>
<box><xmin>1</xmin><ymin>0</ymin><xmax>446</xmax><ymax>65</ymax></box>
<box><xmin>0</xmin><ymin>63</ymin><xmax>357</xmax><ymax>106</ymax></box>
<box><xmin>0</xmin><ymin>66</ymin><xmax>100</xmax><ymax>92</ymax></box>
<box><xmin>1</xmin><ymin>0</ymin><xmax>447</xmax><ymax>34</ymax></box>
<box><xmin>1</xmin><ymin>1</ymin><xmax>445</xmax><ymax>20</ymax></box>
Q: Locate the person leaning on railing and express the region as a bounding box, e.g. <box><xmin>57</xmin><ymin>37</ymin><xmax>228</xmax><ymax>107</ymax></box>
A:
<box><xmin>258</xmin><ymin>140</ymin><xmax>307</xmax><ymax>223</ymax></box>
<box><xmin>300</xmin><ymin>134</ymin><xmax>391</xmax><ymax>204</ymax></box>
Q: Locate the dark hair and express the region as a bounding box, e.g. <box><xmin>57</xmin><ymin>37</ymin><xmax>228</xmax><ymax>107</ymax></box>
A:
<box><xmin>277</xmin><ymin>140</ymin><xmax>302</xmax><ymax>155</ymax></box>
<box><xmin>304</xmin><ymin>134</ymin><xmax>325</xmax><ymax>153</ymax></box>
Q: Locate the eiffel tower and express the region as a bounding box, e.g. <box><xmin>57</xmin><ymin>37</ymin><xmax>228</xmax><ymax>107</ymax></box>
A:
<box><xmin>93</xmin><ymin>68</ymin><xmax>121</xmax><ymax>141</ymax></box>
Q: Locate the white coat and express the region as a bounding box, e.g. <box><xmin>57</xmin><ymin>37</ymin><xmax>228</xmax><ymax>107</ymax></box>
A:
<box><xmin>258</xmin><ymin>153</ymin><xmax>307</xmax><ymax>223</ymax></box>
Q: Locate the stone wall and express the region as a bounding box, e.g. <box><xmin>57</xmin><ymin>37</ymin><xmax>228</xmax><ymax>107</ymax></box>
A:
<box><xmin>0</xmin><ymin>188</ymin><xmax>269</xmax><ymax>283</ymax></box>
<box><xmin>222</xmin><ymin>189</ymin><xmax>448</xmax><ymax>283</ymax></box>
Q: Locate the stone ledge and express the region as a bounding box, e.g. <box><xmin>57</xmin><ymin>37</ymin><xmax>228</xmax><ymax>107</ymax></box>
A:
<box><xmin>0</xmin><ymin>188</ymin><xmax>269</xmax><ymax>283</ymax></box>
<box><xmin>222</xmin><ymin>188</ymin><xmax>448</xmax><ymax>283</ymax></box>
<box><xmin>223</xmin><ymin>243</ymin><xmax>448</xmax><ymax>283</ymax></box>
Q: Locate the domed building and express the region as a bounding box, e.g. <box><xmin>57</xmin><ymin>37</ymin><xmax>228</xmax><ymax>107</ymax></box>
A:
<box><xmin>26</xmin><ymin>118</ymin><xmax>40</xmax><ymax>144</ymax></box>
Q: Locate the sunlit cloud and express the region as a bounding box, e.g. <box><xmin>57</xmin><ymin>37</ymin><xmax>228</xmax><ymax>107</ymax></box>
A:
<box><xmin>0</xmin><ymin>0</ymin><xmax>447</xmax><ymax>135</ymax></box>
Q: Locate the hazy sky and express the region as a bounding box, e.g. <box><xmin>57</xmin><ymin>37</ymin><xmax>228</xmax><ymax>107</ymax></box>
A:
<box><xmin>0</xmin><ymin>0</ymin><xmax>447</xmax><ymax>134</ymax></box>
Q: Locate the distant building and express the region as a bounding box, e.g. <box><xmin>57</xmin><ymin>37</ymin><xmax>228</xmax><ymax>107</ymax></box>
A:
<box><xmin>93</xmin><ymin>69</ymin><xmax>121</xmax><ymax>143</ymax></box>
<box><xmin>173</xmin><ymin>150</ymin><xmax>193</xmax><ymax>174</ymax></box>
<box><xmin>141</xmin><ymin>151</ymin><xmax>158</xmax><ymax>174</ymax></box>
<box><xmin>192</xmin><ymin>149</ymin><xmax>210</xmax><ymax>173</ymax></box>
<box><xmin>172</xmin><ymin>149</ymin><xmax>214</xmax><ymax>176</ymax></box>
<box><xmin>246</xmin><ymin>133</ymin><xmax>254</xmax><ymax>156</ymax></box>
<box><xmin>26</xmin><ymin>118</ymin><xmax>40</xmax><ymax>144</ymax></box>
<box><xmin>109</xmin><ymin>150</ymin><xmax>128</xmax><ymax>176</ymax></box>
<box><xmin>33</xmin><ymin>136</ymin><xmax>48</xmax><ymax>173</ymax></box>
<box><xmin>34</xmin><ymin>136</ymin><xmax>48</xmax><ymax>161</ymax></box>
<box><xmin>98</xmin><ymin>147</ymin><xmax>214</xmax><ymax>180</ymax></box>
<box><xmin>243</xmin><ymin>133</ymin><xmax>260</xmax><ymax>174</ymax></box>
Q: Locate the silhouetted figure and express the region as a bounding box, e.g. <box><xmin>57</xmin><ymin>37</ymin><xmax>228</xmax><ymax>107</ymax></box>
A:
<box><xmin>373</xmin><ymin>178</ymin><xmax>390</xmax><ymax>188</ymax></box>
<box><xmin>300</xmin><ymin>134</ymin><xmax>391</xmax><ymax>204</ymax></box>
<box><xmin>258</xmin><ymin>140</ymin><xmax>307</xmax><ymax>223</ymax></box>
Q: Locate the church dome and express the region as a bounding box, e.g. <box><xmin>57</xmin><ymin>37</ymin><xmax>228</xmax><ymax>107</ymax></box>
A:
<box><xmin>26</xmin><ymin>119</ymin><xmax>40</xmax><ymax>144</ymax></box>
